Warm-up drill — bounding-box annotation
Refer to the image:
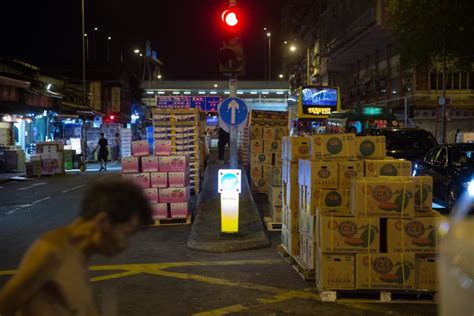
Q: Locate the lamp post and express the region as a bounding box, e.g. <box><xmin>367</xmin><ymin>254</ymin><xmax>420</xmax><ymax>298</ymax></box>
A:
<box><xmin>92</xmin><ymin>27</ymin><xmax>98</xmax><ymax>63</ymax></box>
<box><xmin>134</xmin><ymin>49</ymin><xmax>141</xmax><ymax>79</ymax></box>
<box><xmin>81</xmin><ymin>0</ymin><xmax>86</xmax><ymax>104</ymax></box>
<box><xmin>107</xmin><ymin>36</ymin><xmax>111</xmax><ymax>63</ymax></box>
<box><xmin>267</xmin><ymin>32</ymin><xmax>271</xmax><ymax>81</ymax></box>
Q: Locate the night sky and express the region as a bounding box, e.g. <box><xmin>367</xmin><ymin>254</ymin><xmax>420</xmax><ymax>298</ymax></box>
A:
<box><xmin>1</xmin><ymin>0</ymin><xmax>283</xmax><ymax>80</ymax></box>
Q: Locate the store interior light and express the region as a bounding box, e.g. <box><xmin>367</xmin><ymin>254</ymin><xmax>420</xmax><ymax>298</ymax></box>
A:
<box><xmin>276</xmin><ymin>91</ymin><xmax>285</xmax><ymax>95</ymax></box>
<box><xmin>146</xmin><ymin>91</ymin><xmax>154</xmax><ymax>94</ymax></box>
<box><xmin>250</xmin><ymin>91</ymin><xmax>258</xmax><ymax>95</ymax></box>
<box><xmin>184</xmin><ymin>91</ymin><xmax>191</xmax><ymax>95</ymax></box>
<box><xmin>262</xmin><ymin>91</ymin><xmax>269</xmax><ymax>95</ymax></box>
<box><xmin>198</xmin><ymin>91</ymin><xmax>206</xmax><ymax>95</ymax></box>
<box><xmin>172</xmin><ymin>91</ymin><xmax>180</xmax><ymax>95</ymax></box>
<box><xmin>158</xmin><ymin>91</ymin><xmax>165</xmax><ymax>94</ymax></box>
<box><xmin>224</xmin><ymin>91</ymin><xmax>230</xmax><ymax>94</ymax></box>
<box><xmin>237</xmin><ymin>91</ymin><xmax>243</xmax><ymax>95</ymax></box>
<box><xmin>210</xmin><ymin>91</ymin><xmax>217</xmax><ymax>94</ymax></box>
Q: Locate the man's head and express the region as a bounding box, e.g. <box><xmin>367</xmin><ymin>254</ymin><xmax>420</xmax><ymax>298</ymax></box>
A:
<box><xmin>100</xmin><ymin>133</ymin><xmax>104</xmax><ymax>138</ymax></box>
<box><xmin>79</xmin><ymin>180</ymin><xmax>152</xmax><ymax>256</ymax></box>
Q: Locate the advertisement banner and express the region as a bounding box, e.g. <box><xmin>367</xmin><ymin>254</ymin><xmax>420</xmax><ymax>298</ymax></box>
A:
<box><xmin>89</xmin><ymin>82</ymin><xmax>101</xmax><ymax>111</ymax></box>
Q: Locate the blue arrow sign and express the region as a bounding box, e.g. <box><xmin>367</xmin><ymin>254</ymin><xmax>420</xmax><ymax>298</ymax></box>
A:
<box><xmin>219</xmin><ymin>97</ymin><xmax>248</xmax><ymax>126</ymax></box>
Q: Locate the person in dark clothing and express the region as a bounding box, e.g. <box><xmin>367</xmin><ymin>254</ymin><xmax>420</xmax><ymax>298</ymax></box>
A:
<box><xmin>94</xmin><ymin>133</ymin><xmax>109</xmax><ymax>171</ymax></box>
<box><xmin>217</xmin><ymin>127</ymin><xmax>229</xmax><ymax>164</ymax></box>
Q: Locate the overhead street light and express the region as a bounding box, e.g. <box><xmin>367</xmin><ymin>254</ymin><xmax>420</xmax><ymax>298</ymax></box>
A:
<box><xmin>134</xmin><ymin>49</ymin><xmax>140</xmax><ymax>54</ymax></box>
<box><xmin>290</xmin><ymin>45</ymin><xmax>297</xmax><ymax>52</ymax></box>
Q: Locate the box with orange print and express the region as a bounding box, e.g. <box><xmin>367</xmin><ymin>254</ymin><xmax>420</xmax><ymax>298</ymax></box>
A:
<box><xmin>387</xmin><ymin>216</ymin><xmax>441</xmax><ymax>253</ymax></box>
<box><xmin>317</xmin><ymin>215</ymin><xmax>380</xmax><ymax>254</ymax></box>
<box><xmin>355</xmin><ymin>136</ymin><xmax>386</xmax><ymax>159</ymax></box>
<box><xmin>355</xmin><ymin>253</ymin><xmax>416</xmax><ymax>290</ymax></box>
<box><xmin>306</xmin><ymin>188</ymin><xmax>351</xmax><ymax>215</ymax></box>
<box><xmin>351</xmin><ymin>178</ymin><xmax>415</xmax><ymax>218</ymax></box>
<box><xmin>308</xmin><ymin>134</ymin><xmax>357</xmax><ymax>160</ymax></box>
<box><xmin>364</xmin><ymin>159</ymin><xmax>412</xmax><ymax>177</ymax></box>
<box><xmin>282</xmin><ymin>136</ymin><xmax>309</xmax><ymax>162</ymax></box>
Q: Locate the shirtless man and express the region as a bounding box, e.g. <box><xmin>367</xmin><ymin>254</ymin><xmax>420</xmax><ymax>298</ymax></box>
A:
<box><xmin>0</xmin><ymin>180</ymin><xmax>152</xmax><ymax>316</ymax></box>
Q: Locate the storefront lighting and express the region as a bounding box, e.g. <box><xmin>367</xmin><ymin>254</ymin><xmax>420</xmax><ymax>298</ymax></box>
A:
<box><xmin>276</xmin><ymin>91</ymin><xmax>285</xmax><ymax>95</ymax></box>
<box><xmin>198</xmin><ymin>91</ymin><xmax>206</xmax><ymax>95</ymax></box>
<box><xmin>262</xmin><ymin>91</ymin><xmax>269</xmax><ymax>95</ymax></box>
<box><xmin>172</xmin><ymin>91</ymin><xmax>180</xmax><ymax>95</ymax></box>
<box><xmin>158</xmin><ymin>91</ymin><xmax>165</xmax><ymax>94</ymax></box>
<box><xmin>184</xmin><ymin>91</ymin><xmax>191</xmax><ymax>95</ymax></box>
<box><xmin>250</xmin><ymin>91</ymin><xmax>258</xmax><ymax>95</ymax></box>
<box><xmin>237</xmin><ymin>91</ymin><xmax>243</xmax><ymax>95</ymax></box>
<box><xmin>210</xmin><ymin>91</ymin><xmax>217</xmax><ymax>94</ymax></box>
<box><xmin>224</xmin><ymin>91</ymin><xmax>230</xmax><ymax>94</ymax></box>
<box><xmin>2</xmin><ymin>115</ymin><xmax>13</xmax><ymax>122</ymax></box>
<box><xmin>146</xmin><ymin>91</ymin><xmax>154</xmax><ymax>94</ymax></box>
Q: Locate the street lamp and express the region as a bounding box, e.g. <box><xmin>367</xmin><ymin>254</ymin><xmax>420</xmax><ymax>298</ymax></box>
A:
<box><xmin>134</xmin><ymin>49</ymin><xmax>140</xmax><ymax>54</ymax></box>
<box><xmin>214</xmin><ymin>84</ymin><xmax>218</xmax><ymax>88</ymax></box>
<box><xmin>157</xmin><ymin>75</ymin><xmax>162</xmax><ymax>79</ymax></box>
<box><xmin>84</xmin><ymin>33</ymin><xmax>89</xmax><ymax>63</ymax></box>
<box><xmin>106</xmin><ymin>36</ymin><xmax>111</xmax><ymax>63</ymax></box>
<box><xmin>290</xmin><ymin>45</ymin><xmax>297</xmax><ymax>52</ymax></box>
<box><xmin>279</xmin><ymin>74</ymin><xmax>284</xmax><ymax>79</ymax></box>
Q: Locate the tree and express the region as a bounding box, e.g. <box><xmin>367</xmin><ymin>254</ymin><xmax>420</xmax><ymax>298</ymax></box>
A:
<box><xmin>388</xmin><ymin>0</ymin><xmax>474</xmax><ymax>143</ymax></box>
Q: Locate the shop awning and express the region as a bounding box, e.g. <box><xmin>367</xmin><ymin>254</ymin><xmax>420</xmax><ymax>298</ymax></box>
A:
<box><xmin>0</xmin><ymin>76</ymin><xmax>30</xmax><ymax>89</ymax></box>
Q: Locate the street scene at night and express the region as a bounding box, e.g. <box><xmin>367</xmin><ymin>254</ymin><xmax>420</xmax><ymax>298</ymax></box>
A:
<box><xmin>1</xmin><ymin>0</ymin><xmax>474</xmax><ymax>315</ymax></box>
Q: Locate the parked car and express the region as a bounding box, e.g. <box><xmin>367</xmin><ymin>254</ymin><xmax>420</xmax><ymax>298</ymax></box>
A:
<box><xmin>363</xmin><ymin>128</ymin><xmax>438</xmax><ymax>163</ymax></box>
<box><xmin>414</xmin><ymin>143</ymin><xmax>474</xmax><ymax>211</ymax></box>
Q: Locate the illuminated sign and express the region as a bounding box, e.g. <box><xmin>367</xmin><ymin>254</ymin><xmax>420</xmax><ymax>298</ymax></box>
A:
<box><xmin>301</xmin><ymin>87</ymin><xmax>338</xmax><ymax>107</ymax></box>
<box><xmin>361</xmin><ymin>106</ymin><xmax>384</xmax><ymax>116</ymax></box>
<box><xmin>304</xmin><ymin>107</ymin><xmax>333</xmax><ymax>116</ymax></box>
<box><xmin>218</xmin><ymin>169</ymin><xmax>241</xmax><ymax>233</ymax></box>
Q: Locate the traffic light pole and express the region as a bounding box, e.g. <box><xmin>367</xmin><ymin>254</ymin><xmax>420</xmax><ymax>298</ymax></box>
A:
<box><xmin>229</xmin><ymin>77</ymin><xmax>238</xmax><ymax>169</ymax></box>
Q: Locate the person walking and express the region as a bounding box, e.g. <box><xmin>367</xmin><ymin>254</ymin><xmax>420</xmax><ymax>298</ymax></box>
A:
<box><xmin>113</xmin><ymin>132</ymin><xmax>121</xmax><ymax>162</ymax></box>
<box><xmin>0</xmin><ymin>180</ymin><xmax>153</xmax><ymax>316</ymax></box>
<box><xmin>94</xmin><ymin>132</ymin><xmax>108</xmax><ymax>171</ymax></box>
<box><xmin>217</xmin><ymin>127</ymin><xmax>229</xmax><ymax>164</ymax></box>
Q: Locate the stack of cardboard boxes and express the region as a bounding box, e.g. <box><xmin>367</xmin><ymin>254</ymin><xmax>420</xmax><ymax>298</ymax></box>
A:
<box><xmin>292</xmin><ymin>134</ymin><xmax>440</xmax><ymax>293</ymax></box>
<box><xmin>120</xmin><ymin>128</ymin><xmax>132</xmax><ymax>158</ymax></box>
<box><xmin>122</xmin><ymin>140</ymin><xmax>190</xmax><ymax>222</ymax></box>
<box><xmin>151</xmin><ymin>108</ymin><xmax>202</xmax><ymax>193</ymax></box>
<box><xmin>33</xmin><ymin>142</ymin><xmax>66</xmax><ymax>176</ymax></box>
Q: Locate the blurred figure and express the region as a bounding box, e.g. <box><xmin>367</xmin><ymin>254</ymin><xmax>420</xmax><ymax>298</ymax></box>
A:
<box><xmin>94</xmin><ymin>133</ymin><xmax>108</xmax><ymax>171</ymax></box>
<box><xmin>0</xmin><ymin>180</ymin><xmax>152</xmax><ymax>316</ymax></box>
<box><xmin>113</xmin><ymin>132</ymin><xmax>121</xmax><ymax>162</ymax></box>
<box><xmin>217</xmin><ymin>127</ymin><xmax>229</xmax><ymax>164</ymax></box>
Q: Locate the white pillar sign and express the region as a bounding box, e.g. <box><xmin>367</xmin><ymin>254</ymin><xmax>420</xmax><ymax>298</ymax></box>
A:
<box><xmin>218</xmin><ymin>169</ymin><xmax>241</xmax><ymax>233</ymax></box>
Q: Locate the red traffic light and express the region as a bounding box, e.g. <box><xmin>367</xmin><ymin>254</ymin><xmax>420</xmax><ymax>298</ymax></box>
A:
<box><xmin>109</xmin><ymin>115</ymin><xmax>115</xmax><ymax>120</ymax></box>
<box><xmin>221</xmin><ymin>9</ymin><xmax>239</xmax><ymax>27</ymax></box>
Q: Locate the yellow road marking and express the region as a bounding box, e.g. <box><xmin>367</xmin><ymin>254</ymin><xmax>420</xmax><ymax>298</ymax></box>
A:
<box><xmin>90</xmin><ymin>270</ymin><xmax>142</xmax><ymax>283</ymax></box>
<box><xmin>193</xmin><ymin>304</ymin><xmax>249</xmax><ymax>316</ymax></box>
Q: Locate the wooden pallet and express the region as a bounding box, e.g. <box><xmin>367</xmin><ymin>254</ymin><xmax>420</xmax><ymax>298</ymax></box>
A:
<box><xmin>292</xmin><ymin>255</ymin><xmax>315</xmax><ymax>282</ymax></box>
<box><xmin>264</xmin><ymin>217</ymin><xmax>282</xmax><ymax>231</ymax></box>
<box><xmin>151</xmin><ymin>215</ymin><xmax>192</xmax><ymax>227</ymax></box>
<box><xmin>316</xmin><ymin>280</ymin><xmax>437</xmax><ymax>303</ymax></box>
<box><xmin>276</xmin><ymin>244</ymin><xmax>295</xmax><ymax>265</ymax></box>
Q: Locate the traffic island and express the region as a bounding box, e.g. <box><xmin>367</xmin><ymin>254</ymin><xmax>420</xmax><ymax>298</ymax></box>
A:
<box><xmin>187</xmin><ymin>160</ymin><xmax>270</xmax><ymax>252</ymax></box>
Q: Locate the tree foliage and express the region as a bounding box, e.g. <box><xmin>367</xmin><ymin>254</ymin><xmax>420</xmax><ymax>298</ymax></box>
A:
<box><xmin>388</xmin><ymin>0</ymin><xmax>474</xmax><ymax>70</ymax></box>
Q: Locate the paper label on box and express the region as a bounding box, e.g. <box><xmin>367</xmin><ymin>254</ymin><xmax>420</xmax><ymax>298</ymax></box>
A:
<box><xmin>141</xmin><ymin>156</ymin><xmax>159</xmax><ymax>172</ymax></box>
<box><xmin>307</xmin><ymin>161</ymin><xmax>338</xmax><ymax>189</ymax></box>
<box><xmin>416</xmin><ymin>255</ymin><xmax>437</xmax><ymax>291</ymax></box>
<box><xmin>356</xmin><ymin>253</ymin><xmax>415</xmax><ymax>289</ymax></box>
<box><xmin>356</xmin><ymin>136</ymin><xmax>386</xmax><ymax>159</ymax></box>
<box><xmin>150</xmin><ymin>172</ymin><xmax>168</xmax><ymax>188</ymax></box>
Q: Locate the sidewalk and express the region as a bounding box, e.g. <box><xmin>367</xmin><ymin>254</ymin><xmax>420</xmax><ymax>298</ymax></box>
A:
<box><xmin>187</xmin><ymin>153</ymin><xmax>270</xmax><ymax>252</ymax></box>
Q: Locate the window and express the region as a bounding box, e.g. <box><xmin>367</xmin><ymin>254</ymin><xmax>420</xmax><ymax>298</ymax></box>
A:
<box><xmin>436</xmin><ymin>148</ymin><xmax>447</xmax><ymax>166</ymax></box>
<box><xmin>425</xmin><ymin>148</ymin><xmax>439</xmax><ymax>163</ymax></box>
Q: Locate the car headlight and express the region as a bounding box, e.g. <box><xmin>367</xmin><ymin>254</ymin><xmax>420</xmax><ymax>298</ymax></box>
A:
<box><xmin>463</xmin><ymin>180</ymin><xmax>474</xmax><ymax>197</ymax></box>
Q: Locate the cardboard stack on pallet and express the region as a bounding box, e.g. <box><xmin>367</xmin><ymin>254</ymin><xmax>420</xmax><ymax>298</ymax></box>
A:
<box><xmin>281</xmin><ymin>136</ymin><xmax>310</xmax><ymax>256</ymax></box>
<box><xmin>122</xmin><ymin>140</ymin><xmax>191</xmax><ymax>224</ymax></box>
<box><xmin>248</xmin><ymin>111</ymin><xmax>287</xmax><ymax>194</ymax></box>
<box><xmin>151</xmin><ymin>108</ymin><xmax>202</xmax><ymax>194</ymax></box>
<box><xmin>34</xmin><ymin>142</ymin><xmax>66</xmax><ymax>176</ymax></box>
<box><xmin>291</xmin><ymin>134</ymin><xmax>440</xmax><ymax>298</ymax></box>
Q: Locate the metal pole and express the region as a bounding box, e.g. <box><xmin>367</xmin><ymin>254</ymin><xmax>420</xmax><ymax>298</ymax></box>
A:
<box><xmin>268</xmin><ymin>36</ymin><xmax>271</xmax><ymax>81</ymax></box>
<box><xmin>441</xmin><ymin>53</ymin><xmax>447</xmax><ymax>144</ymax></box>
<box><xmin>81</xmin><ymin>0</ymin><xmax>86</xmax><ymax>104</ymax></box>
<box><xmin>306</xmin><ymin>48</ymin><xmax>310</xmax><ymax>85</ymax></box>
<box><xmin>404</xmin><ymin>96</ymin><xmax>407</xmax><ymax>127</ymax></box>
<box><xmin>107</xmin><ymin>39</ymin><xmax>110</xmax><ymax>63</ymax></box>
<box><xmin>229</xmin><ymin>77</ymin><xmax>238</xmax><ymax>169</ymax></box>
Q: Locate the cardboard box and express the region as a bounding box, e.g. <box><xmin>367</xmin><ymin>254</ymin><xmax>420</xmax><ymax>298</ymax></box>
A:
<box><xmin>143</xmin><ymin>188</ymin><xmax>159</xmax><ymax>203</ymax></box>
<box><xmin>318</xmin><ymin>216</ymin><xmax>380</xmax><ymax>253</ymax></box>
<box><xmin>168</xmin><ymin>172</ymin><xmax>190</xmax><ymax>187</ymax></box>
<box><xmin>151</xmin><ymin>203</ymin><xmax>168</xmax><ymax>219</ymax></box>
<box><xmin>141</xmin><ymin>156</ymin><xmax>159</xmax><ymax>172</ymax></box>
<box><xmin>123</xmin><ymin>173</ymin><xmax>150</xmax><ymax>189</ymax></box>
<box><xmin>307</xmin><ymin>161</ymin><xmax>338</xmax><ymax>189</ymax></box>
<box><xmin>317</xmin><ymin>252</ymin><xmax>355</xmax><ymax>290</ymax></box>
<box><xmin>274</xmin><ymin>153</ymin><xmax>282</xmax><ymax>166</ymax></box>
<box><xmin>250</xmin><ymin>126</ymin><xmax>263</xmax><ymax>139</ymax></box>
<box><xmin>356</xmin><ymin>136</ymin><xmax>386</xmax><ymax>159</ymax></box>
<box><xmin>282</xmin><ymin>227</ymin><xmax>300</xmax><ymax>256</ymax></box>
<box><xmin>284</xmin><ymin>180</ymin><xmax>299</xmax><ymax>209</ymax></box>
<box><xmin>365</xmin><ymin>159</ymin><xmax>412</xmax><ymax>177</ymax></box>
<box><xmin>416</xmin><ymin>255</ymin><xmax>437</xmax><ymax>291</ymax></box>
<box><xmin>283</xmin><ymin>136</ymin><xmax>309</xmax><ymax>162</ymax></box>
<box><xmin>356</xmin><ymin>253</ymin><xmax>416</xmax><ymax>290</ymax></box>
<box><xmin>283</xmin><ymin>206</ymin><xmax>299</xmax><ymax>233</ymax></box>
<box><xmin>270</xmin><ymin>186</ymin><xmax>283</xmax><ymax>206</ymax></box>
<box><xmin>298</xmin><ymin>210</ymin><xmax>316</xmax><ymax>240</ymax></box>
<box><xmin>269</xmin><ymin>166</ymin><xmax>282</xmax><ymax>187</ymax></box>
<box><xmin>338</xmin><ymin>160</ymin><xmax>364</xmax><ymax>189</ymax></box>
<box><xmin>263</xmin><ymin>127</ymin><xmax>276</xmax><ymax>141</ymax></box>
<box><xmin>387</xmin><ymin>217</ymin><xmax>441</xmax><ymax>253</ymax></box>
<box><xmin>265</xmin><ymin>141</ymin><xmax>281</xmax><ymax>154</ymax></box>
<box><xmin>351</xmin><ymin>178</ymin><xmax>414</xmax><ymax>218</ymax></box>
<box><xmin>150</xmin><ymin>172</ymin><xmax>168</xmax><ymax>188</ymax></box>
<box><xmin>154</xmin><ymin>140</ymin><xmax>172</xmax><ymax>156</ymax></box>
<box><xmin>300</xmin><ymin>234</ymin><xmax>317</xmax><ymax>270</ymax></box>
<box><xmin>271</xmin><ymin>205</ymin><xmax>282</xmax><ymax>222</ymax></box>
<box><xmin>386</xmin><ymin>176</ymin><xmax>433</xmax><ymax>213</ymax></box>
<box><xmin>250</xmin><ymin>140</ymin><xmax>264</xmax><ymax>153</ymax></box>
<box><xmin>306</xmin><ymin>189</ymin><xmax>351</xmax><ymax>215</ymax></box>
<box><xmin>309</xmin><ymin>134</ymin><xmax>357</xmax><ymax>160</ymax></box>
<box><xmin>158</xmin><ymin>187</ymin><xmax>189</xmax><ymax>203</ymax></box>
<box><xmin>158</xmin><ymin>155</ymin><xmax>188</xmax><ymax>172</ymax></box>
<box><xmin>170</xmin><ymin>202</ymin><xmax>189</xmax><ymax>218</ymax></box>
<box><xmin>297</xmin><ymin>159</ymin><xmax>308</xmax><ymax>186</ymax></box>
<box><xmin>282</xmin><ymin>160</ymin><xmax>298</xmax><ymax>184</ymax></box>
<box><xmin>122</xmin><ymin>156</ymin><xmax>140</xmax><ymax>173</ymax></box>
<box><xmin>251</xmin><ymin>152</ymin><xmax>272</xmax><ymax>165</ymax></box>
<box><xmin>132</xmin><ymin>140</ymin><xmax>150</xmax><ymax>157</ymax></box>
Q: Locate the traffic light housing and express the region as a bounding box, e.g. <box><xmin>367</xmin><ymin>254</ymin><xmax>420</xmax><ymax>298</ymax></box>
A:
<box><xmin>219</xmin><ymin>7</ymin><xmax>244</xmax><ymax>75</ymax></box>
<box><xmin>219</xmin><ymin>36</ymin><xmax>244</xmax><ymax>74</ymax></box>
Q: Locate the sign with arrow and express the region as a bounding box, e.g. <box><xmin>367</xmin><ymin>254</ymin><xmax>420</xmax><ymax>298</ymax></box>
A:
<box><xmin>218</xmin><ymin>97</ymin><xmax>248</xmax><ymax>127</ymax></box>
